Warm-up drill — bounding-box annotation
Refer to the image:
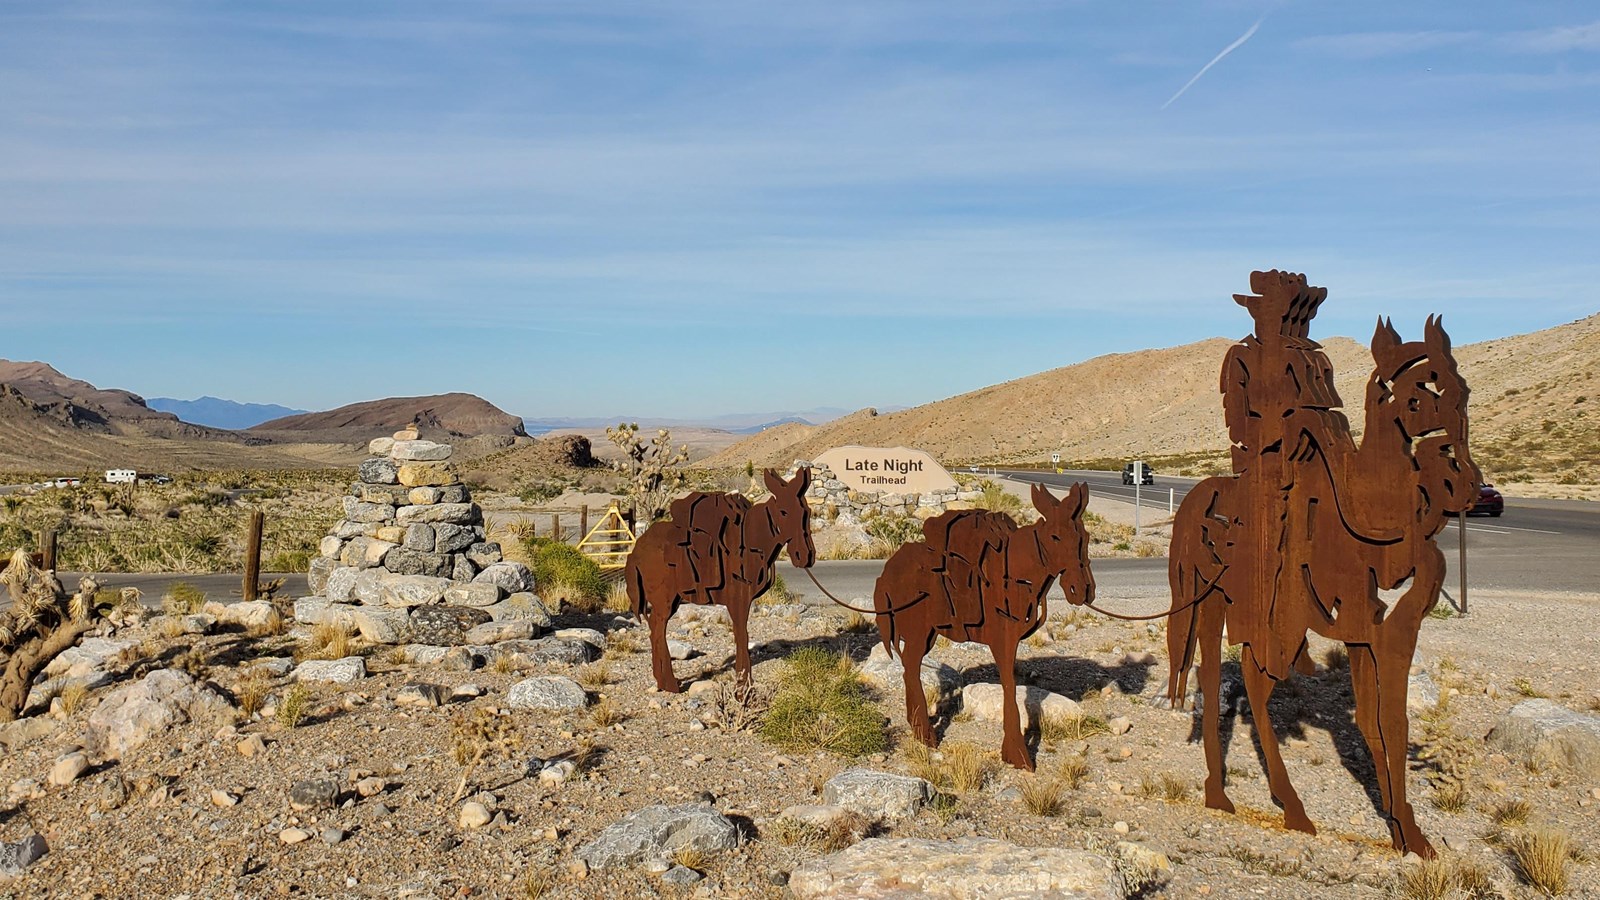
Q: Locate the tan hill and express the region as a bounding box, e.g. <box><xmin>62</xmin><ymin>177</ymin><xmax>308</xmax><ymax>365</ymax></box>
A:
<box><xmin>704</xmin><ymin>314</ymin><xmax>1600</xmax><ymax>485</ymax></box>
<box><xmin>0</xmin><ymin>359</ymin><xmax>239</xmax><ymax>441</ymax></box>
<box><xmin>250</xmin><ymin>392</ymin><xmax>527</xmax><ymax>443</ymax></box>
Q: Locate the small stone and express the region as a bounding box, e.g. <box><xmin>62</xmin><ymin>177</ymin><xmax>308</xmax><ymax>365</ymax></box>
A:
<box><xmin>1113</xmin><ymin>821</ymin><xmax>1130</xmax><ymax>835</ymax></box>
<box><xmin>410</xmin><ymin>606</ymin><xmax>493</xmax><ymax>646</ymax></box>
<box><xmin>279</xmin><ymin>828</ymin><xmax>311</xmax><ymax>845</ymax></box>
<box><xmin>179</xmin><ymin>613</ymin><xmax>217</xmax><ymax>635</ymax></box>
<box><xmin>294</xmin><ymin>657</ymin><xmax>367</xmax><ymax>685</ymax></box>
<box><xmin>1108</xmin><ymin>716</ymin><xmax>1132</xmax><ymax>736</ymax></box>
<box><xmin>440</xmin><ymin>647</ymin><xmax>479</xmax><ymax>672</ymax></box>
<box><xmin>321</xmin><ymin>827</ymin><xmax>346</xmax><ymax>846</ymax></box>
<box><xmin>395</xmin><ymin>683</ymin><xmax>446</xmax><ymax>708</ymax></box>
<box><xmin>237</xmin><ymin>735</ymin><xmax>267</xmax><ymax>758</ymax></box>
<box><xmin>465</xmin><ymin>542</ymin><xmax>502</xmax><ymax>568</ymax></box>
<box><xmin>48</xmin><ymin>752</ymin><xmax>89</xmax><ymax>786</ymax></box>
<box><xmin>403</xmin><ymin>523</ymin><xmax>436</xmax><ymax>551</ymax></box>
<box><xmin>473</xmin><ymin>562</ymin><xmax>536</xmax><ymax>594</ymax></box>
<box><xmin>539</xmin><ymin>760</ymin><xmax>576</xmax><ymax>787</ymax></box>
<box><xmin>356</xmin><ymin>777</ymin><xmax>388</xmax><ymax>798</ymax></box>
<box><xmin>0</xmin><ymin>834</ymin><xmax>47</xmax><ymax>876</ymax></box>
<box><xmin>662</xmin><ymin>865</ymin><xmax>703</xmax><ymax>886</ymax></box>
<box><xmin>358</xmin><ymin>457</ymin><xmax>399</xmax><ymax>485</ymax></box>
<box><xmin>464</xmin><ymin>620</ymin><xmax>537</xmax><ymax>645</ymax></box>
<box><xmin>667</xmin><ymin>640</ymin><xmax>698</xmax><ymax>661</ymax></box>
<box><xmin>433</xmin><ymin>523</ymin><xmax>478</xmax><ymax>554</ymax></box>
<box><xmin>409</xmin><ymin>486</ymin><xmax>443</xmax><ymax>505</ymax></box>
<box><xmin>686</xmin><ymin>681</ymin><xmax>720</xmax><ymax>698</ymax></box>
<box><xmin>459</xmin><ymin>801</ymin><xmax>492</xmax><ymax>830</ymax></box>
<box><xmin>445</xmin><ymin>582</ymin><xmax>503</xmax><ymax>608</ymax></box>
<box><xmin>823</xmin><ymin>769</ymin><xmax>932</xmax><ymax>820</ymax></box>
<box><xmin>210</xmin><ymin>789</ymin><xmax>241</xmax><ymax>808</ymax></box>
<box><xmin>289</xmin><ymin>778</ymin><xmax>339</xmax><ymax>811</ymax></box>
<box><xmin>396</xmin><ymin>463</ymin><xmax>460</xmax><ymax>490</ymax></box>
<box><xmin>452</xmin><ymin>684</ymin><xmax>484</xmax><ymax>700</ymax></box>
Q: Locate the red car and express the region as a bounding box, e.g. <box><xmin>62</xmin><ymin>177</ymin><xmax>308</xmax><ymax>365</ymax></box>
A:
<box><xmin>1468</xmin><ymin>483</ymin><xmax>1504</xmax><ymax>517</ymax></box>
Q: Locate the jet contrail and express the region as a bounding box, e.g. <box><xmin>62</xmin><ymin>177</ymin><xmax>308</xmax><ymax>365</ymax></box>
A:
<box><xmin>1162</xmin><ymin>17</ymin><xmax>1264</xmax><ymax>110</ymax></box>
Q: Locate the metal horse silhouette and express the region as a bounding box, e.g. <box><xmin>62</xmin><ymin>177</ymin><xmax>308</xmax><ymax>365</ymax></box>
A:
<box><xmin>1167</xmin><ymin>270</ymin><xmax>1478</xmax><ymax>858</ymax></box>
<box><xmin>626</xmin><ymin>469</ymin><xmax>815</xmax><ymax>693</ymax></box>
<box><xmin>874</xmin><ymin>483</ymin><xmax>1093</xmax><ymax>771</ymax></box>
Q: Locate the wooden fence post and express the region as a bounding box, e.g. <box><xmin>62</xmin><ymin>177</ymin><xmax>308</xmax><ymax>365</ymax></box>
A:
<box><xmin>244</xmin><ymin>510</ymin><xmax>264</xmax><ymax>602</ymax></box>
<box><xmin>41</xmin><ymin>530</ymin><xmax>57</xmax><ymax>572</ymax></box>
<box><xmin>580</xmin><ymin>506</ymin><xmax>589</xmax><ymax>540</ymax></box>
<box><xmin>552</xmin><ymin>512</ymin><xmax>562</xmax><ymax>544</ymax></box>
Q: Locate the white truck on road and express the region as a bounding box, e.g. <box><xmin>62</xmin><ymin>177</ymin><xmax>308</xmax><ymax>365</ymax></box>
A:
<box><xmin>105</xmin><ymin>469</ymin><xmax>138</xmax><ymax>484</ymax></box>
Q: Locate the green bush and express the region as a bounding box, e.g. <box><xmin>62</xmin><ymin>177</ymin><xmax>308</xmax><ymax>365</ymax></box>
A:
<box><xmin>971</xmin><ymin>479</ymin><xmax>1025</xmax><ymax>518</ymax></box>
<box><xmin>760</xmin><ymin>648</ymin><xmax>887</xmax><ymax>757</ymax></box>
<box><xmin>163</xmin><ymin>581</ymin><xmax>208</xmax><ymax>615</ymax></box>
<box><xmin>267</xmin><ymin>549</ymin><xmax>312</xmax><ymax>573</ymax></box>
<box><xmin>521</xmin><ymin>536</ymin><xmax>608</xmax><ymax>609</ymax></box>
<box><xmin>862</xmin><ymin>513</ymin><xmax>923</xmax><ymax>552</ymax></box>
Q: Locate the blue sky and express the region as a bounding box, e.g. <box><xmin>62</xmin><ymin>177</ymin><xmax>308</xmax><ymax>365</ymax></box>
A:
<box><xmin>2</xmin><ymin>2</ymin><xmax>1597</xmax><ymax>419</ymax></box>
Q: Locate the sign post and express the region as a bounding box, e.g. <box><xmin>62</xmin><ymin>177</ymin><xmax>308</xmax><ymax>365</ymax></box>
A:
<box><xmin>1458</xmin><ymin>513</ymin><xmax>1468</xmax><ymax>616</ymax></box>
<box><xmin>1051</xmin><ymin>452</ymin><xmax>1061</xmax><ymax>474</ymax></box>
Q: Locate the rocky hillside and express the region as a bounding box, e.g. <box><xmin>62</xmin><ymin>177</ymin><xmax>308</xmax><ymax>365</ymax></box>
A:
<box><xmin>0</xmin><ymin>360</ymin><xmax>234</xmax><ymax>441</ymax></box>
<box><xmin>704</xmin><ymin>314</ymin><xmax>1600</xmax><ymax>484</ymax></box>
<box><xmin>251</xmin><ymin>393</ymin><xmax>527</xmax><ymax>443</ymax></box>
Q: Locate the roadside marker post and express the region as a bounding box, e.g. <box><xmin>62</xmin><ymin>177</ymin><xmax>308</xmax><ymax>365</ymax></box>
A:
<box><xmin>1169</xmin><ymin>488</ymin><xmax>1175</xmax><ymax>515</ymax></box>
<box><xmin>1458</xmin><ymin>513</ymin><xmax>1468</xmax><ymax>616</ymax></box>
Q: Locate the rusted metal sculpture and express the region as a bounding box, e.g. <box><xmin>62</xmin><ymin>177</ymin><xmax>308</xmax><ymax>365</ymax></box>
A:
<box><xmin>874</xmin><ymin>483</ymin><xmax>1093</xmax><ymax>771</ymax></box>
<box><xmin>1167</xmin><ymin>270</ymin><xmax>1479</xmax><ymax>858</ymax></box>
<box><xmin>625</xmin><ymin>469</ymin><xmax>815</xmax><ymax>692</ymax></box>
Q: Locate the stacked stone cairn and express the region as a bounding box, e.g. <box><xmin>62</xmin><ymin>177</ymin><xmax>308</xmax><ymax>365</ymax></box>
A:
<box><xmin>298</xmin><ymin>428</ymin><xmax>545</xmax><ymax>647</ymax></box>
<box><xmin>793</xmin><ymin>461</ymin><xmax>983</xmax><ymax>524</ymax></box>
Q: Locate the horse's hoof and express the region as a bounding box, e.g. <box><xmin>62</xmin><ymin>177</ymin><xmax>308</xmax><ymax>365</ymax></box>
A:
<box><xmin>1284</xmin><ymin>810</ymin><xmax>1317</xmax><ymax>836</ymax></box>
<box><xmin>1205</xmin><ymin>790</ymin><xmax>1236</xmax><ymax>814</ymax></box>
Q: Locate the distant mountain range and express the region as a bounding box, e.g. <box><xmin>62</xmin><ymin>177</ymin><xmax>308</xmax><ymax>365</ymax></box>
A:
<box><xmin>146</xmin><ymin>396</ymin><xmax>308</xmax><ymax>430</ymax></box>
<box><xmin>520</xmin><ymin>407</ymin><xmax>899</xmax><ymax>435</ymax></box>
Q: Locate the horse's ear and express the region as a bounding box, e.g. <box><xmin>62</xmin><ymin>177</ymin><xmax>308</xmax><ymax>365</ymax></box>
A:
<box><xmin>1067</xmin><ymin>481</ymin><xmax>1088</xmax><ymax>517</ymax></box>
<box><xmin>763</xmin><ymin>470</ymin><xmax>783</xmax><ymax>493</ymax></box>
<box><xmin>1372</xmin><ymin>317</ymin><xmax>1402</xmax><ymax>354</ymax></box>
<box><xmin>1031</xmin><ymin>482</ymin><xmax>1056</xmax><ymax>516</ymax></box>
<box><xmin>1424</xmin><ymin>315</ymin><xmax>1452</xmax><ymax>355</ymax></box>
<box><xmin>792</xmin><ymin>466</ymin><xmax>812</xmax><ymax>492</ymax></box>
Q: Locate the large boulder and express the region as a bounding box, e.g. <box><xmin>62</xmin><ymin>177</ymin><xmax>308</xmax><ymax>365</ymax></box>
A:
<box><xmin>353</xmin><ymin>607</ymin><xmax>413</xmax><ymax>644</ymax></box>
<box><xmin>85</xmin><ymin>670</ymin><xmax>232</xmax><ymax>760</ymax></box>
<box><xmin>383</xmin><ymin>548</ymin><xmax>451</xmax><ymax>578</ymax></box>
<box><xmin>389</xmin><ymin>439</ymin><xmax>453</xmax><ymax>462</ymax></box>
<box><xmin>1487</xmin><ymin>699</ymin><xmax>1600</xmax><ymax>778</ymax></box>
<box><xmin>42</xmin><ymin>637</ymin><xmax>137</xmax><ymax>680</ymax></box>
<box><xmin>855</xmin><ymin>644</ymin><xmax>960</xmax><ymax>700</ymax></box>
<box><xmin>358</xmin><ymin>457</ymin><xmax>399</xmax><ymax>484</ymax></box>
<box><xmin>575</xmin><ymin>803</ymin><xmax>740</xmax><ymax>870</ymax></box>
<box><xmin>378</xmin><ymin>574</ymin><xmax>451</xmax><ymax>608</ymax></box>
<box><xmin>409</xmin><ymin>606</ymin><xmax>492</xmax><ymax>646</ymax></box>
<box><xmin>789</xmin><ymin>837</ymin><xmax>1124</xmax><ymax>899</ymax></box>
<box><xmin>323</xmin><ymin>566</ymin><xmax>362</xmax><ymax>602</ymax></box>
<box><xmin>395</xmin><ymin>502</ymin><xmax>476</xmax><ymax>526</ymax></box>
<box><xmin>294</xmin><ymin>598</ymin><xmax>358</xmax><ymax>628</ymax></box>
<box><xmin>473</xmin><ymin>562</ymin><xmax>535</xmax><ymax>594</ymax></box>
<box><xmin>444</xmin><ymin>582</ymin><xmax>502</xmax><ymax>608</ymax></box>
<box><xmin>506</xmin><ymin>676</ymin><xmax>588</xmax><ymax>711</ymax></box>
<box><xmin>494</xmin><ymin>637</ymin><xmax>598</xmax><ymax>668</ymax></box>
<box><xmin>961</xmin><ymin>683</ymin><xmax>1081</xmax><ymax>727</ymax></box>
<box><xmin>822</xmin><ymin>769</ymin><xmax>933</xmax><ymax>821</ymax></box>
<box><xmin>484</xmin><ymin>593</ymin><xmax>553</xmax><ymax>628</ymax></box>
<box><xmin>294</xmin><ymin>657</ymin><xmax>367</xmax><ymax>684</ymax></box>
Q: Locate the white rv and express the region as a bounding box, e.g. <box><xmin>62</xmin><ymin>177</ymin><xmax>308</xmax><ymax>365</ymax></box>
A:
<box><xmin>105</xmin><ymin>469</ymin><xmax>138</xmax><ymax>484</ymax></box>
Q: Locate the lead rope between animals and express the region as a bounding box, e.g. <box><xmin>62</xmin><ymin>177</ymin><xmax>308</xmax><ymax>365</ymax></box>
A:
<box><xmin>802</xmin><ymin>564</ymin><xmax>1226</xmax><ymax>622</ymax></box>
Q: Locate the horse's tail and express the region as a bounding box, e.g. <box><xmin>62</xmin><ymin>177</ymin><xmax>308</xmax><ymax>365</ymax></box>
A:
<box><xmin>1167</xmin><ymin>480</ymin><xmax>1228</xmax><ymax>709</ymax></box>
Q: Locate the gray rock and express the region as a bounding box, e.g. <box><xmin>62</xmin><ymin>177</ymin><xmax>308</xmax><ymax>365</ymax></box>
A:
<box><xmin>384</xmin><ymin>548</ymin><xmax>451</xmax><ymax>578</ymax></box>
<box><xmin>42</xmin><ymin>637</ymin><xmax>138</xmax><ymax>680</ymax></box>
<box><xmin>506</xmin><ymin>676</ymin><xmax>589</xmax><ymax>712</ymax></box>
<box><xmin>211</xmin><ymin>600</ymin><xmax>282</xmax><ymax>631</ymax></box>
<box><xmin>473</xmin><ymin>562</ymin><xmax>535</xmax><ymax>594</ymax></box>
<box><xmin>359</xmin><ymin>457</ymin><xmax>399</xmax><ymax>485</ymax></box>
<box><xmin>409</xmin><ymin>486</ymin><xmax>443</xmax><ymax>505</ymax></box>
<box><xmin>961</xmin><ymin>683</ymin><xmax>1081</xmax><ymax>728</ymax></box>
<box><xmin>341</xmin><ymin>536</ymin><xmax>398</xmax><ymax>568</ymax></box>
<box><xmin>403</xmin><ymin>523</ymin><xmax>435</xmax><ymax>552</ymax></box>
<box><xmin>409</xmin><ymin>606</ymin><xmax>492</xmax><ymax>646</ymax></box>
<box><xmin>390</xmin><ymin>439</ymin><xmax>453</xmax><ymax>461</ymax></box>
<box><xmin>84</xmin><ymin>669</ymin><xmax>233</xmax><ymax>760</ymax></box>
<box><xmin>662</xmin><ymin>866</ymin><xmax>703</xmax><ymax>886</ymax></box>
<box><xmin>294</xmin><ymin>657</ymin><xmax>367</xmax><ymax>685</ymax></box>
<box><xmin>464</xmin><ymin>620</ymin><xmax>539</xmax><ymax>644</ymax></box>
<box><xmin>353</xmin><ymin>607</ymin><xmax>413</xmax><ymax>644</ymax></box>
<box><xmin>496</xmin><ymin>638</ymin><xmax>599</xmax><ymax>667</ymax></box>
<box><xmin>451</xmin><ymin>555</ymin><xmax>477</xmax><ymax>582</ymax></box>
<box><xmin>342</xmin><ymin>499</ymin><xmax>396</xmax><ymax>525</ymax></box>
<box><xmin>378</xmin><ymin>574</ymin><xmax>451</xmax><ymax>608</ymax></box>
<box><xmin>576</xmin><ymin>803</ymin><xmax>741</xmax><ymax>870</ymax></box>
<box><xmin>855</xmin><ymin>644</ymin><xmax>960</xmax><ymax>700</ymax></box>
<box><xmin>444</xmin><ymin>582</ymin><xmax>502</xmax><ymax>608</ymax></box>
<box><xmin>552</xmin><ymin>627</ymin><xmax>607</xmax><ymax>650</ymax></box>
<box><xmin>0</xmin><ymin>834</ymin><xmax>47</xmax><ymax>876</ymax></box>
<box><xmin>465</xmin><ymin>542</ymin><xmax>503</xmax><ymax>568</ymax></box>
<box><xmin>1487</xmin><ymin>699</ymin><xmax>1600</xmax><ymax>777</ymax></box>
<box><xmin>788</xmin><ymin>837</ymin><xmax>1124</xmax><ymax>900</ymax></box>
<box><xmin>822</xmin><ymin>769</ymin><xmax>932</xmax><ymax>820</ymax></box>
<box><xmin>358</xmin><ymin>483</ymin><xmax>410</xmax><ymax>505</ymax></box>
<box><xmin>49</xmin><ymin>751</ymin><xmax>89</xmax><ymax>786</ymax></box>
<box><xmin>433</xmin><ymin>523</ymin><xmax>477</xmax><ymax>554</ymax></box>
<box><xmin>395</xmin><ymin>682</ymin><xmax>446</xmax><ymax>708</ymax></box>
<box><xmin>244</xmin><ymin>657</ymin><xmax>295</xmax><ymax>678</ymax></box>
<box><xmin>439</xmin><ymin>484</ymin><xmax>471</xmax><ymax>504</ymax></box>
<box><xmin>395</xmin><ymin>503</ymin><xmax>478</xmax><ymax>526</ymax></box>
<box><xmin>485</xmin><ymin>594</ymin><xmax>553</xmax><ymax>628</ymax></box>
<box><xmin>351</xmin><ymin>569</ymin><xmax>387</xmax><ymax>605</ymax></box>
<box><xmin>667</xmin><ymin>640</ymin><xmax>698</xmax><ymax>661</ymax></box>
<box><xmin>1407</xmin><ymin>670</ymin><xmax>1439</xmax><ymax>713</ymax></box>
<box><xmin>333</xmin><ymin>520</ymin><xmax>370</xmax><ymax>540</ymax></box>
<box><xmin>308</xmin><ymin>556</ymin><xmax>337</xmax><ymax>594</ymax></box>
<box><xmin>400</xmin><ymin>644</ymin><xmax>451</xmax><ymax>665</ymax></box>
<box><xmin>289</xmin><ymin>778</ymin><xmax>340</xmax><ymax>811</ymax></box>
<box><xmin>440</xmin><ymin>646</ymin><xmax>480</xmax><ymax>672</ymax></box>
<box><xmin>179</xmin><ymin>613</ymin><xmax>217</xmax><ymax>635</ymax></box>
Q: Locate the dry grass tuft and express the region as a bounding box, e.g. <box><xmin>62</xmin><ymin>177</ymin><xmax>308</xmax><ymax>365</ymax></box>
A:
<box><xmin>671</xmin><ymin>845</ymin><xmax>708</xmax><ymax>871</ymax></box>
<box><xmin>604</xmin><ymin>631</ymin><xmax>641</xmax><ymax>658</ymax></box>
<box><xmin>1432</xmin><ymin>780</ymin><xmax>1471</xmax><ymax>814</ymax></box>
<box><xmin>521</xmin><ymin>867</ymin><xmax>556</xmax><ymax>899</ymax></box>
<box><xmin>589</xmin><ymin>697</ymin><xmax>624</xmax><ymax>728</ymax></box>
<box><xmin>842</xmin><ymin>611</ymin><xmax>874</xmax><ymax>634</ymax></box>
<box><xmin>772</xmin><ymin>810</ymin><xmax>870</xmax><ymax>851</ymax></box>
<box><xmin>1509</xmin><ymin>827</ymin><xmax>1572</xmax><ymax>896</ymax></box>
<box><xmin>1020</xmin><ymin>770</ymin><xmax>1070</xmax><ymax>817</ymax></box>
<box><xmin>299</xmin><ymin>622</ymin><xmax>354</xmax><ymax>662</ymax></box>
<box><xmin>1039</xmin><ymin>712</ymin><xmax>1111</xmax><ymax>743</ymax></box>
<box><xmin>577</xmin><ymin>662</ymin><xmax>612</xmax><ymax>690</ymax></box>
<box><xmin>236</xmin><ymin>672</ymin><xmax>272</xmax><ymax>718</ymax></box>
<box><xmin>276</xmin><ymin>683</ymin><xmax>311</xmax><ymax>729</ymax></box>
<box><xmin>491</xmin><ymin>652</ymin><xmax>517</xmax><ymax>674</ymax></box>
<box><xmin>1489</xmin><ymin>798</ymin><xmax>1532</xmax><ymax>828</ymax></box>
<box><xmin>1394</xmin><ymin>858</ymin><xmax>1454</xmax><ymax>900</ymax></box>
<box><xmin>606</xmin><ymin>581</ymin><xmax>631</xmax><ymax>614</ymax></box>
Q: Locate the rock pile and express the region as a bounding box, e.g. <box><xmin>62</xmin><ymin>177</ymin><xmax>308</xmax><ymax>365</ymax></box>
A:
<box><xmin>298</xmin><ymin>430</ymin><xmax>538</xmax><ymax>645</ymax></box>
<box><xmin>793</xmin><ymin>462</ymin><xmax>982</xmax><ymax>524</ymax></box>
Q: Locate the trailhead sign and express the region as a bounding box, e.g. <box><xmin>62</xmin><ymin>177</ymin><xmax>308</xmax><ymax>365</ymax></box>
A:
<box><xmin>811</xmin><ymin>446</ymin><xmax>959</xmax><ymax>493</ymax></box>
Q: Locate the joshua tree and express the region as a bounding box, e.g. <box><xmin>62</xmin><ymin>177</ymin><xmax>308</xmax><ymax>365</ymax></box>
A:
<box><xmin>0</xmin><ymin>549</ymin><xmax>99</xmax><ymax>721</ymax></box>
<box><xmin>605</xmin><ymin>422</ymin><xmax>690</xmax><ymax>523</ymax></box>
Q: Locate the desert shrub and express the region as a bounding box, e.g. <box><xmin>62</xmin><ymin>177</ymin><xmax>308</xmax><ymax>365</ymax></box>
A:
<box><xmin>1020</xmin><ymin>770</ymin><xmax>1069</xmax><ymax>817</ymax></box>
<box><xmin>276</xmin><ymin>683</ymin><xmax>311</xmax><ymax>728</ymax></box>
<box><xmin>520</xmin><ymin>537</ymin><xmax>608</xmax><ymax>611</ymax></box>
<box><xmin>1039</xmin><ymin>711</ymin><xmax>1110</xmax><ymax>743</ymax></box>
<box><xmin>516</xmin><ymin>479</ymin><xmax>569</xmax><ymax>504</ymax></box>
<box><xmin>1509</xmin><ymin>827</ymin><xmax>1572</xmax><ymax>896</ymax></box>
<box><xmin>266</xmin><ymin>549</ymin><xmax>311</xmax><ymax>573</ymax></box>
<box><xmin>162</xmin><ymin>582</ymin><xmax>207</xmax><ymax>615</ymax></box>
<box><xmin>772</xmin><ymin>809</ymin><xmax>870</xmax><ymax>851</ymax></box>
<box><xmin>760</xmin><ymin>647</ymin><xmax>886</xmax><ymax>757</ymax></box>
<box><xmin>1490</xmin><ymin>798</ymin><xmax>1532</xmax><ymax>828</ymax></box>
<box><xmin>971</xmin><ymin>479</ymin><xmax>1025</xmax><ymax>518</ymax></box>
<box><xmin>862</xmin><ymin>513</ymin><xmax>923</xmax><ymax>552</ymax></box>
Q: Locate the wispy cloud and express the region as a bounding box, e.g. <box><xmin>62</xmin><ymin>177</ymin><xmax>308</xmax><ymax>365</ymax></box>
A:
<box><xmin>1162</xmin><ymin>17</ymin><xmax>1263</xmax><ymax>110</ymax></box>
<box><xmin>1509</xmin><ymin>21</ymin><xmax>1600</xmax><ymax>53</ymax></box>
<box><xmin>1293</xmin><ymin>30</ymin><xmax>1477</xmax><ymax>59</ymax></box>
